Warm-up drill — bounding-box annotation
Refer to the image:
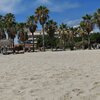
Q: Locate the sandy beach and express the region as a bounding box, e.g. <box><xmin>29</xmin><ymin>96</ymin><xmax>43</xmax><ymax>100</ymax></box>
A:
<box><xmin>0</xmin><ymin>50</ymin><xmax>100</xmax><ymax>100</ymax></box>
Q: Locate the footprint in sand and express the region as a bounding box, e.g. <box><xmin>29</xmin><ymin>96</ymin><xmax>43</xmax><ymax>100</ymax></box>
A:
<box><xmin>90</xmin><ymin>81</ymin><xmax>100</xmax><ymax>92</ymax></box>
<box><xmin>13</xmin><ymin>89</ymin><xmax>25</xmax><ymax>95</ymax></box>
<box><xmin>30</xmin><ymin>74</ymin><xmax>42</xmax><ymax>81</ymax></box>
<box><xmin>29</xmin><ymin>88</ymin><xmax>40</xmax><ymax>97</ymax></box>
<box><xmin>60</xmin><ymin>92</ymin><xmax>72</xmax><ymax>100</ymax></box>
<box><xmin>72</xmin><ymin>88</ymin><xmax>84</xmax><ymax>96</ymax></box>
<box><xmin>12</xmin><ymin>86</ymin><xmax>26</xmax><ymax>96</ymax></box>
<box><xmin>60</xmin><ymin>89</ymin><xmax>84</xmax><ymax>100</ymax></box>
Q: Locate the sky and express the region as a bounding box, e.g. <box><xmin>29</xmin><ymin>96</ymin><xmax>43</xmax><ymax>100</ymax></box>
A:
<box><xmin>0</xmin><ymin>0</ymin><xmax>100</xmax><ymax>44</ymax></box>
<box><xmin>0</xmin><ymin>0</ymin><xmax>100</xmax><ymax>28</ymax></box>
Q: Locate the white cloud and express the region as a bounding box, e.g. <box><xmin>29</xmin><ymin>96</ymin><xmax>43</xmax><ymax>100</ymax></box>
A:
<box><xmin>37</xmin><ymin>0</ymin><xmax>51</xmax><ymax>4</ymax></box>
<box><xmin>0</xmin><ymin>0</ymin><xmax>24</xmax><ymax>14</ymax></box>
<box><xmin>0</xmin><ymin>0</ymin><xmax>80</xmax><ymax>14</ymax></box>
<box><xmin>50</xmin><ymin>2</ymin><xmax>80</xmax><ymax>12</ymax></box>
<box><xmin>93</xmin><ymin>24</ymin><xmax>100</xmax><ymax>32</ymax></box>
<box><xmin>34</xmin><ymin>0</ymin><xmax>80</xmax><ymax>12</ymax></box>
<box><xmin>66</xmin><ymin>19</ymin><xmax>81</xmax><ymax>27</ymax></box>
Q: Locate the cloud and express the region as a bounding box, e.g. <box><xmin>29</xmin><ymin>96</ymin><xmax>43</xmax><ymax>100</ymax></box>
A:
<box><xmin>93</xmin><ymin>24</ymin><xmax>100</xmax><ymax>32</ymax></box>
<box><xmin>66</xmin><ymin>19</ymin><xmax>82</xmax><ymax>27</ymax></box>
<box><xmin>0</xmin><ymin>0</ymin><xmax>22</xmax><ymax>14</ymax></box>
<box><xmin>0</xmin><ymin>0</ymin><xmax>80</xmax><ymax>14</ymax></box>
<box><xmin>36</xmin><ymin>0</ymin><xmax>51</xmax><ymax>4</ymax></box>
<box><xmin>34</xmin><ymin>0</ymin><xmax>80</xmax><ymax>12</ymax></box>
<box><xmin>50</xmin><ymin>2</ymin><xmax>80</xmax><ymax>12</ymax></box>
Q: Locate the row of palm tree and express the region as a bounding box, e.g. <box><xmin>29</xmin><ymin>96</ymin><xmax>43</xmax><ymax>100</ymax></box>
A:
<box><xmin>0</xmin><ymin>6</ymin><xmax>49</xmax><ymax>52</ymax></box>
<box><xmin>0</xmin><ymin>6</ymin><xmax>100</xmax><ymax>53</ymax></box>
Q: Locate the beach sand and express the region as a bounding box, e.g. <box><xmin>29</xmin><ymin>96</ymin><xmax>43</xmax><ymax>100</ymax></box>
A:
<box><xmin>0</xmin><ymin>50</ymin><xmax>100</xmax><ymax>100</ymax></box>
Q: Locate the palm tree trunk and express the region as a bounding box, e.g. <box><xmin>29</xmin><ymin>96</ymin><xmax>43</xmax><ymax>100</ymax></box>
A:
<box><xmin>23</xmin><ymin>42</ymin><xmax>25</xmax><ymax>52</ymax></box>
<box><xmin>13</xmin><ymin>38</ymin><xmax>15</xmax><ymax>54</ymax></box>
<box><xmin>82</xmin><ymin>36</ymin><xmax>84</xmax><ymax>49</ymax></box>
<box><xmin>50</xmin><ymin>37</ymin><xmax>53</xmax><ymax>51</ymax></box>
<box><xmin>88</xmin><ymin>33</ymin><xmax>91</xmax><ymax>49</ymax></box>
<box><xmin>63</xmin><ymin>39</ymin><xmax>66</xmax><ymax>51</ymax></box>
<box><xmin>42</xmin><ymin>24</ymin><xmax>45</xmax><ymax>51</ymax></box>
<box><xmin>32</xmin><ymin>33</ymin><xmax>34</xmax><ymax>52</ymax></box>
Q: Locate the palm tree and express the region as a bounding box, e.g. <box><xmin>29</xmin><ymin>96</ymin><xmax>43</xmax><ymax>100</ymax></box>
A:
<box><xmin>68</xmin><ymin>27</ymin><xmax>78</xmax><ymax>50</ymax></box>
<box><xmin>35</xmin><ymin>6</ymin><xmax>49</xmax><ymax>51</ymax></box>
<box><xmin>81</xmin><ymin>14</ymin><xmax>93</xmax><ymax>49</ymax></box>
<box><xmin>17</xmin><ymin>23</ymin><xmax>28</xmax><ymax>52</ymax></box>
<box><xmin>77</xmin><ymin>26</ymin><xmax>87</xmax><ymax>49</ymax></box>
<box><xmin>4</xmin><ymin>13</ymin><xmax>17</xmax><ymax>52</ymax></box>
<box><xmin>45</xmin><ymin>19</ymin><xmax>57</xmax><ymax>50</ymax></box>
<box><xmin>27</xmin><ymin>15</ymin><xmax>37</xmax><ymax>52</ymax></box>
<box><xmin>93</xmin><ymin>9</ymin><xmax>100</xmax><ymax>29</ymax></box>
<box><xmin>59</xmin><ymin>23</ymin><xmax>69</xmax><ymax>50</ymax></box>
<box><xmin>0</xmin><ymin>15</ymin><xmax>6</xmax><ymax>39</ymax></box>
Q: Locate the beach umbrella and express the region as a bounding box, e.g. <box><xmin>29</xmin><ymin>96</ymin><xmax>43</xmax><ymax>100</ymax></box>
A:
<box><xmin>0</xmin><ymin>39</ymin><xmax>13</xmax><ymax>47</ymax></box>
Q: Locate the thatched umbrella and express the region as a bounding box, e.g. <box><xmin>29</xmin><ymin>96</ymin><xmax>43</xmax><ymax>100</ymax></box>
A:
<box><xmin>0</xmin><ymin>39</ymin><xmax>13</xmax><ymax>54</ymax></box>
<box><xmin>0</xmin><ymin>39</ymin><xmax>13</xmax><ymax>47</ymax></box>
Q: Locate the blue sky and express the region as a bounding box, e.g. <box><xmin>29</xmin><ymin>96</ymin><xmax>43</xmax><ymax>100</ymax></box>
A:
<box><xmin>0</xmin><ymin>0</ymin><xmax>100</xmax><ymax>28</ymax></box>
